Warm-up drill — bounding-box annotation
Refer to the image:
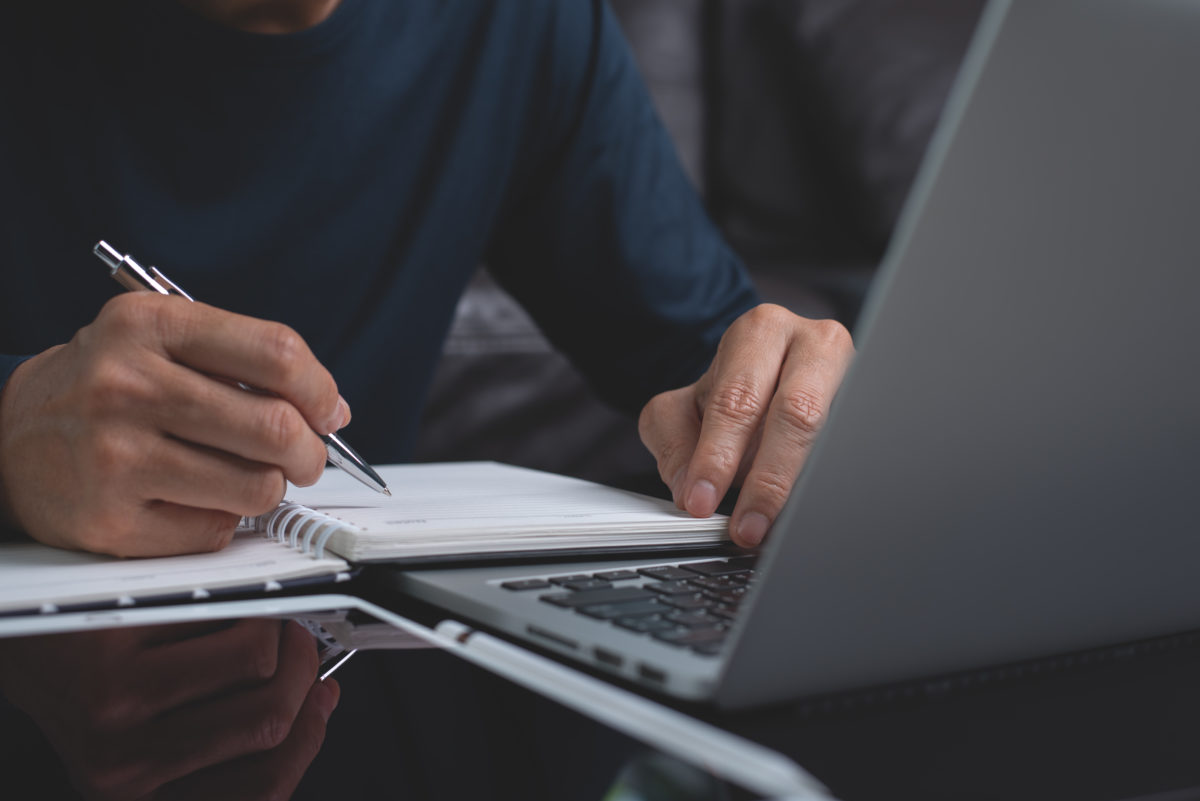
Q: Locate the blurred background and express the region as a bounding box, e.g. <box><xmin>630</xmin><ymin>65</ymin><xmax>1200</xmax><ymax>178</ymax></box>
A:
<box><xmin>413</xmin><ymin>0</ymin><xmax>987</xmax><ymax>496</ymax></box>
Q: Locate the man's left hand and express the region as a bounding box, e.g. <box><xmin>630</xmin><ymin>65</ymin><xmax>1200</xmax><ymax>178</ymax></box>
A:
<box><xmin>639</xmin><ymin>304</ymin><xmax>855</xmax><ymax>548</ymax></box>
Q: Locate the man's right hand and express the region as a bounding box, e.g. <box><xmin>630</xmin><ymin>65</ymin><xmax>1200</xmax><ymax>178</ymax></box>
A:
<box><xmin>0</xmin><ymin>293</ymin><xmax>349</xmax><ymax>556</ymax></box>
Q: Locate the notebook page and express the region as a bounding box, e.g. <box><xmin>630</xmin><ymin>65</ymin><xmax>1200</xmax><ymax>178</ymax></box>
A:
<box><xmin>0</xmin><ymin>531</ymin><xmax>350</xmax><ymax>613</ymax></box>
<box><xmin>285</xmin><ymin>462</ymin><xmax>728</xmax><ymax>560</ymax></box>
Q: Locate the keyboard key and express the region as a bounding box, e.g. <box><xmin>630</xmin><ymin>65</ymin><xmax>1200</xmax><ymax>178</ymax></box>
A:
<box><xmin>593</xmin><ymin>570</ymin><xmax>640</xmax><ymax>582</ymax></box>
<box><xmin>679</xmin><ymin>560</ymin><xmax>754</xmax><ymax>577</ymax></box>
<box><xmin>711</xmin><ymin>606</ymin><xmax>741</xmax><ymax>621</ymax></box>
<box><xmin>645</xmin><ymin>580</ymin><xmax>697</xmax><ymax>596</ymax></box>
<box><xmin>539</xmin><ymin>586</ymin><xmax>655</xmax><ymax>608</ymax></box>
<box><xmin>661</xmin><ymin>594</ymin><xmax>715</xmax><ymax>610</ymax></box>
<box><xmin>578</xmin><ymin>599</ymin><xmax>665</xmax><ymax>620</ymax></box>
<box><xmin>616</xmin><ymin>617</ymin><xmax>679</xmax><ymax>634</ymax></box>
<box><xmin>653</xmin><ymin>627</ymin><xmax>728</xmax><ymax>648</ymax></box>
<box><xmin>548</xmin><ymin>574</ymin><xmax>594</xmax><ymax>585</ymax></box>
<box><xmin>688</xmin><ymin>575</ymin><xmax>746</xmax><ymax>591</ymax></box>
<box><xmin>664</xmin><ymin>610</ymin><xmax>724</xmax><ymax>629</ymax></box>
<box><xmin>500</xmin><ymin>579</ymin><xmax>552</xmax><ymax>591</ymax></box>
<box><xmin>638</xmin><ymin>566</ymin><xmax>696</xmax><ymax>581</ymax></box>
<box><xmin>703</xmin><ymin>588</ymin><xmax>748</xmax><ymax>605</ymax></box>
<box><xmin>693</xmin><ymin>643</ymin><xmax>725</xmax><ymax>657</ymax></box>
<box><xmin>560</xmin><ymin>578</ymin><xmax>613</xmax><ymax>592</ymax></box>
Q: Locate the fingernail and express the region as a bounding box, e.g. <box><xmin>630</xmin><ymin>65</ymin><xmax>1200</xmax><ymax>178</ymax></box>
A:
<box><xmin>686</xmin><ymin>480</ymin><xmax>719</xmax><ymax>517</ymax></box>
<box><xmin>336</xmin><ymin>397</ymin><xmax>351</xmax><ymax>429</ymax></box>
<box><xmin>735</xmin><ymin>512</ymin><xmax>770</xmax><ymax>548</ymax></box>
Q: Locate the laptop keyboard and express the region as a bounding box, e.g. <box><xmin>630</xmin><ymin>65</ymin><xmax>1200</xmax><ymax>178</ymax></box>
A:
<box><xmin>500</xmin><ymin>555</ymin><xmax>758</xmax><ymax>657</ymax></box>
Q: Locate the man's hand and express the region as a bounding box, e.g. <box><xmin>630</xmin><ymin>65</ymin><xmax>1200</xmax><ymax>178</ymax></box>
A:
<box><xmin>639</xmin><ymin>304</ymin><xmax>854</xmax><ymax>548</ymax></box>
<box><xmin>0</xmin><ymin>619</ymin><xmax>338</xmax><ymax>801</ymax></box>
<box><xmin>0</xmin><ymin>293</ymin><xmax>349</xmax><ymax>556</ymax></box>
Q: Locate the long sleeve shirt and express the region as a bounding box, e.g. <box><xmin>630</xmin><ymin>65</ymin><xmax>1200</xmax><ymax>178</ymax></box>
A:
<box><xmin>0</xmin><ymin>0</ymin><xmax>757</xmax><ymax>464</ymax></box>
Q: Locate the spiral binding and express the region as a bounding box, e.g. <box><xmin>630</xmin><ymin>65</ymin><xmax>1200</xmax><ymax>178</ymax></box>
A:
<box><xmin>247</xmin><ymin>501</ymin><xmax>356</xmax><ymax>560</ymax></box>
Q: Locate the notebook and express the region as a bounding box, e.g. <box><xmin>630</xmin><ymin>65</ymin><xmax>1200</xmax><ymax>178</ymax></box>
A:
<box><xmin>273</xmin><ymin>461</ymin><xmax>727</xmax><ymax>563</ymax></box>
<box><xmin>0</xmin><ymin>461</ymin><xmax>727</xmax><ymax>615</ymax></box>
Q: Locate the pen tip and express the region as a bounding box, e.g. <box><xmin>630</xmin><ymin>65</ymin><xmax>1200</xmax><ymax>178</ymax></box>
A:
<box><xmin>382</xmin><ymin>488</ymin><xmax>392</xmax><ymax>497</ymax></box>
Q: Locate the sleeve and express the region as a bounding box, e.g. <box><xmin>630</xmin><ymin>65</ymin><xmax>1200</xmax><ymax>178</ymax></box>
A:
<box><xmin>486</xmin><ymin>0</ymin><xmax>760</xmax><ymax>416</ymax></box>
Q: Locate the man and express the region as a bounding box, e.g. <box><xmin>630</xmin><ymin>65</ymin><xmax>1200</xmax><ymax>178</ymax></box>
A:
<box><xmin>0</xmin><ymin>0</ymin><xmax>853</xmax><ymax>796</ymax></box>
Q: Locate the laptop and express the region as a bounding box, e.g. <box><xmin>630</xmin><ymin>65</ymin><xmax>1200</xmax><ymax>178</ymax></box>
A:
<box><xmin>388</xmin><ymin>0</ymin><xmax>1200</xmax><ymax>710</ymax></box>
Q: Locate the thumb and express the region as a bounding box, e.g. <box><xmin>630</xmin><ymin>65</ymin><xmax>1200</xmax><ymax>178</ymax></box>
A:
<box><xmin>638</xmin><ymin>386</ymin><xmax>703</xmax><ymax>508</ymax></box>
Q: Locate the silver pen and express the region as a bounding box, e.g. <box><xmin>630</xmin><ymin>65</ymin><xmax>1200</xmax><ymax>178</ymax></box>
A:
<box><xmin>93</xmin><ymin>240</ymin><xmax>391</xmax><ymax>496</ymax></box>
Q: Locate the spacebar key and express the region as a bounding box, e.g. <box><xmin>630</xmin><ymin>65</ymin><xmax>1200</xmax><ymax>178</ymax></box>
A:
<box><xmin>540</xmin><ymin>586</ymin><xmax>655</xmax><ymax>607</ymax></box>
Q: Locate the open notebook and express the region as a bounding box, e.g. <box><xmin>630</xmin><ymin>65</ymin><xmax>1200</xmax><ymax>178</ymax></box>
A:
<box><xmin>0</xmin><ymin>462</ymin><xmax>727</xmax><ymax>615</ymax></box>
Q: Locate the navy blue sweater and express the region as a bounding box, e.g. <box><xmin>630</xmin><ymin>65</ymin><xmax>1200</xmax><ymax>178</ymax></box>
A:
<box><xmin>0</xmin><ymin>0</ymin><xmax>757</xmax><ymax>463</ymax></box>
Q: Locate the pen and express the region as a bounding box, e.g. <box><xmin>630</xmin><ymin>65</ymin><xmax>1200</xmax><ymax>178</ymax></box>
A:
<box><xmin>93</xmin><ymin>240</ymin><xmax>391</xmax><ymax>497</ymax></box>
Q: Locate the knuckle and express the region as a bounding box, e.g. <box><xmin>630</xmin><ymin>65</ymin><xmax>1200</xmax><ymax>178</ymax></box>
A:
<box><xmin>775</xmin><ymin>386</ymin><xmax>827</xmax><ymax>441</ymax></box>
<box><xmin>747</xmin><ymin>466</ymin><xmax>794</xmax><ymax>511</ymax></box>
<box><xmin>261</xmin><ymin>323</ymin><xmax>307</xmax><ymax>384</ymax></box>
<box><xmin>751</xmin><ymin>302</ymin><xmax>790</xmax><ymax>325</ymax></box>
<box><xmin>291</xmin><ymin>438</ymin><xmax>328</xmax><ymax>487</ymax></box>
<box><xmin>88</xmin><ymin>429</ymin><xmax>138</xmax><ymax>475</ymax></box>
<box><xmin>811</xmin><ymin>317</ymin><xmax>854</xmax><ymax>350</ymax></box>
<box><xmin>735</xmin><ymin>302</ymin><xmax>790</xmax><ymax>334</ymax></box>
<box><xmin>653</xmin><ymin>441</ymin><xmax>686</xmax><ymax>476</ymax></box>
<box><xmin>706</xmin><ymin>379</ymin><xmax>764</xmax><ymax>431</ymax></box>
<box><xmin>246</xmin><ymin>708</ymin><xmax>292</xmax><ymax>752</ymax></box>
<box><xmin>82</xmin><ymin>358</ymin><xmax>147</xmax><ymax>416</ymax></box>
<box><xmin>261</xmin><ymin>401</ymin><xmax>307</xmax><ymax>455</ymax></box>
<box><xmin>99</xmin><ymin>292</ymin><xmax>159</xmax><ymax>335</ymax></box>
<box><xmin>246</xmin><ymin>469</ymin><xmax>286</xmax><ymax>515</ymax></box>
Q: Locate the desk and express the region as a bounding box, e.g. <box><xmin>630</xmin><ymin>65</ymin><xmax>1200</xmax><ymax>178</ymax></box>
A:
<box><xmin>5</xmin><ymin>599</ymin><xmax>1200</xmax><ymax>801</ymax></box>
<box><xmin>696</xmin><ymin>636</ymin><xmax>1200</xmax><ymax>800</ymax></box>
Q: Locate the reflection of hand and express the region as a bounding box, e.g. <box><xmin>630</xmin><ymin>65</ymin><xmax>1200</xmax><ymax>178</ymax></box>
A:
<box><xmin>640</xmin><ymin>304</ymin><xmax>855</xmax><ymax>548</ymax></box>
<box><xmin>0</xmin><ymin>619</ymin><xmax>338</xmax><ymax>800</ymax></box>
<box><xmin>0</xmin><ymin>293</ymin><xmax>349</xmax><ymax>556</ymax></box>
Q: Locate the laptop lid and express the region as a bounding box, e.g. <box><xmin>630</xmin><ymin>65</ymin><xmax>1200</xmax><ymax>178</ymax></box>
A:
<box><xmin>715</xmin><ymin>0</ymin><xmax>1200</xmax><ymax>708</ymax></box>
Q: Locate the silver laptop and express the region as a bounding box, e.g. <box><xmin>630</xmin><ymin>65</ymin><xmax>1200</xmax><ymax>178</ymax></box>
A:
<box><xmin>390</xmin><ymin>0</ymin><xmax>1200</xmax><ymax>709</ymax></box>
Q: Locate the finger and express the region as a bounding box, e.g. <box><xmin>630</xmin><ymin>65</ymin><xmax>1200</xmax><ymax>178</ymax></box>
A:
<box><xmin>730</xmin><ymin>323</ymin><xmax>854</xmax><ymax>547</ymax></box>
<box><xmin>149</xmin><ymin>360</ymin><xmax>328</xmax><ymax>487</ymax></box>
<box><xmin>129</xmin><ymin>620</ymin><xmax>286</xmax><ymax>717</ymax></box>
<box><xmin>681</xmin><ymin>320</ymin><xmax>789</xmax><ymax>518</ymax></box>
<box><xmin>77</xmin><ymin>500</ymin><xmax>241</xmax><ymax>558</ymax></box>
<box><xmin>135</xmin><ymin>435</ymin><xmax>286</xmax><ymax>518</ymax></box>
<box><xmin>637</xmin><ymin>388</ymin><xmax>702</xmax><ymax>507</ymax></box>
<box><xmin>112</xmin><ymin>294</ymin><xmax>345</xmax><ymax>436</ymax></box>
<box><xmin>131</xmin><ymin>620</ymin><xmax>320</xmax><ymax>787</ymax></box>
<box><xmin>162</xmin><ymin>679</ymin><xmax>339</xmax><ymax>801</ymax></box>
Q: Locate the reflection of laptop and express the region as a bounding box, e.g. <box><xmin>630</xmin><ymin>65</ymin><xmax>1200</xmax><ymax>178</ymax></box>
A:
<box><xmin>389</xmin><ymin>0</ymin><xmax>1200</xmax><ymax>709</ymax></box>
